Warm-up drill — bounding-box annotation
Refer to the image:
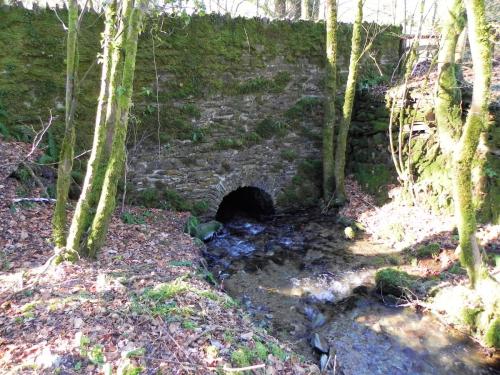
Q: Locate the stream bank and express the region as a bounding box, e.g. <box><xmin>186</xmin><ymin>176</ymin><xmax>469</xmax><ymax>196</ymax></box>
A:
<box><xmin>204</xmin><ymin>211</ymin><xmax>500</xmax><ymax>374</ymax></box>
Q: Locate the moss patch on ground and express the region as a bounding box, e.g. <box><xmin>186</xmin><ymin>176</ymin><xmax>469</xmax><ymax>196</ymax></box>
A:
<box><xmin>375</xmin><ymin>268</ymin><xmax>419</xmax><ymax>298</ymax></box>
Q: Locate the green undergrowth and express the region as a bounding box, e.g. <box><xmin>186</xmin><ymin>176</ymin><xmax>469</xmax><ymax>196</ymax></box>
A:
<box><xmin>255</xmin><ymin>117</ymin><xmax>289</xmax><ymax>139</ymax></box>
<box><xmin>285</xmin><ymin>96</ymin><xmax>323</xmax><ymax>120</ymax></box>
<box><xmin>130</xmin><ymin>276</ymin><xmax>237</xmax><ymax>319</ymax></box>
<box><xmin>230</xmin><ymin>341</ymin><xmax>288</xmax><ymax>369</ymax></box>
<box><xmin>120</xmin><ymin>210</ymin><xmax>153</xmax><ymax>225</ymax></box>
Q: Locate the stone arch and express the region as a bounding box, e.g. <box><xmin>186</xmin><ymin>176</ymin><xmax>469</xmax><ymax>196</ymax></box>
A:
<box><xmin>207</xmin><ymin>172</ymin><xmax>282</xmax><ymax>218</ymax></box>
<box><xmin>216</xmin><ymin>186</ymin><xmax>275</xmax><ymax>222</ymax></box>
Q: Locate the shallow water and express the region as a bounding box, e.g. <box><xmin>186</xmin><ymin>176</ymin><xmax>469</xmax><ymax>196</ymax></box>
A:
<box><xmin>205</xmin><ymin>214</ymin><xmax>500</xmax><ymax>374</ymax></box>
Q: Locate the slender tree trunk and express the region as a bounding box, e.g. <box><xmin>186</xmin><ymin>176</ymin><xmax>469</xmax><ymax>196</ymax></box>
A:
<box><xmin>87</xmin><ymin>0</ymin><xmax>133</xmax><ymax>224</ymax></box>
<box><xmin>275</xmin><ymin>0</ymin><xmax>286</xmax><ymax>17</ymax></box>
<box><xmin>455</xmin><ymin>25</ymin><xmax>468</xmax><ymax>81</ymax></box>
<box><xmin>85</xmin><ymin>0</ymin><xmax>145</xmax><ymax>257</ymax></box>
<box><xmin>287</xmin><ymin>0</ymin><xmax>300</xmax><ymax>19</ymax></box>
<box><xmin>300</xmin><ymin>0</ymin><xmax>310</xmax><ymax>20</ymax></box>
<box><xmin>322</xmin><ymin>0</ymin><xmax>337</xmax><ymax>199</ymax></box>
<box><xmin>435</xmin><ymin>0</ymin><xmax>466</xmax><ymax>154</ymax></box>
<box><xmin>333</xmin><ymin>0</ymin><xmax>363</xmax><ymax>203</ymax></box>
<box><xmin>52</xmin><ymin>0</ymin><xmax>79</xmax><ymax>249</ymax></box>
<box><xmin>64</xmin><ymin>1</ymin><xmax>117</xmax><ymax>256</ymax></box>
<box><xmin>453</xmin><ymin>0</ymin><xmax>491</xmax><ymax>287</ymax></box>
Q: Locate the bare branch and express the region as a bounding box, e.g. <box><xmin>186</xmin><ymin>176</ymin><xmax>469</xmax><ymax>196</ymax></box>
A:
<box><xmin>53</xmin><ymin>8</ymin><xmax>68</xmax><ymax>30</ymax></box>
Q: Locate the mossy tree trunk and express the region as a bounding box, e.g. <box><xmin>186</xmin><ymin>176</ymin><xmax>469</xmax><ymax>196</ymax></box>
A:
<box><xmin>453</xmin><ymin>0</ymin><xmax>491</xmax><ymax>287</ymax></box>
<box><xmin>86</xmin><ymin>0</ymin><xmax>133</xmax><ymax>227</ymax></box>
<box><xmin>52</xmin><ymin>0</ymin><xmax>79</xmax><ymax>249</ymax></box>
<box><xmin>64</xmin><ymin>1</ymin><xmax>118</xmax><ymax>257</ymax></box>
<box><xmin>322</xmin><ymin>0</ymin><xmax>337</xmax><ymax>199</ymax></box>
<box><xmin>85</xmin><ymin>0</ymin><xmax>145</xmax><ymax>257</ymax></box>
<box><xmin>333</xmin><ymin>0</ymin><xmax>363</xmax><ymax>203</ymax></box>
<box><xmin>435</xmin><ymin>0</ymin><xmax>466</xmax><ymax>154</ymax></box>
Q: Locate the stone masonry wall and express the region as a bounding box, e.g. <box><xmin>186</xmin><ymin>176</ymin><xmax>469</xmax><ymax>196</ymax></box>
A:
<box><xmin>0</xmin><ymin>7</ymin><xmax>402</xmax><ymax>214</ymax></box>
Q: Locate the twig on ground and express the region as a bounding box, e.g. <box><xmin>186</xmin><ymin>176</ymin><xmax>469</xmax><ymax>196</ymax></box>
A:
<box><xmin>12</xmin><ymin>197</ymin><xmax>56</xmax><ymax>203</ymax></box>
<box><xmin>223</xmin><ymin>363</ymin><xmax>265</xmax><ymax>372</ymax></box>
<box><xmin>144</xmin><ymin>357</ymin><xmax>213</xmax><ymax>371</ymax></box>
<box><xmin>184</xmin><ymin>326</ymin><xmax>216</xmax><ymax>348</ymax></box>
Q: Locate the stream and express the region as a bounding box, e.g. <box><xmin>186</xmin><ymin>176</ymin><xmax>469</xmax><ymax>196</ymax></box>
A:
<box><xmin>204</xmin><ymin>212</ymin><xmax>500</xmax><ymax>374</ymax></box>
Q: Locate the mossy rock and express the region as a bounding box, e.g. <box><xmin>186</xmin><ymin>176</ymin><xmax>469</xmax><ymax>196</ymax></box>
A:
<box><xmin>375</xmin><ymin>268</ymin><xmax>418</xmax><ymax>298</ymax></box>
<box><xmin>194</xmin><ymin>220</ymin><xmax>223</xmax><ymax>241</ymax></box>
<box><xmin>484</xmin><ymin>318</ymin><xmax>500</xmax><ymax>348</ymax></box>
<box><xmin>416</xmin><ymin>243</ymin><xmax>440</xmax><ymax>259</ymax></box>
<box><xmin>459</xmin><ymin>306</ymin><xmax>483</xmax><ymax>330</ymax></box>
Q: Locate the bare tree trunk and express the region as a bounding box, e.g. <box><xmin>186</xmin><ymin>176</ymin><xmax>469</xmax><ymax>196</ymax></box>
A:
<box><xmin>322</xmin><ymin>0</ymin><xmax>337</xmax><ymax>199</ymax></box>
<box><xmin>64</xmin><ymin>0</ymin><xmax>118</xmax><ymax>257</ymax></box>
<box><xmin>434</xmin><ymin>0</ymin><xmax>466</xmax><ymax>154</ymax></box>
<box><xmin>455</xmin><ymin>25</ymin><xmax>468</xmax><ymax>81</ymax></box>
<box><xmin>85</xmin><ymin>0</ymin><xmax>146</xmax><ymax>257</ymax></box>
<box><xmin>453</xmin><ymin>0</ymin><xmax>491</xmax><ymax>287</ymax></box>
<box><xmin>275</xmin><ymin>0</ymin><xmax>286</xmax><ymax>17</ymax></box>
<box><xmin>52</xmin><ymin>0</ymin><xmax>79</xmax><ymax>250</ymax></box>
<box><xmin>287</xmin><ymin>0</ymin><xmax>300</xmax><ymax>19</ymax></box>
<box><xmin>300</xmin><ymin>0</ymin><xmax>310</xmax><ymax>20</ymax></box>
<box><xmin>333</xmin><ymin>0</ymin><xmax>363</xmax><ymax>204</ymax></box>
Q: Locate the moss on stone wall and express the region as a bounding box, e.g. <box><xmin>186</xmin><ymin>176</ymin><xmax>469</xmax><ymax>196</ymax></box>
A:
<box><xmin>390</xmin><ymin>103</ymin><xmax>499</xmax><ymax>224</ymax></box>
<box><xmin>277</xmin><ymin>158</ymin><xmax>322</xmax><ymax>208</ymax></box>
<box><xmin>0</xmin><ymin>6</ymin><xmax>404</xmax><ymax>213</ymax></box>
<box><xmin>0</xmin><ymin>6</ymin><xmax>401</xmax><ymax>151</ymax></box>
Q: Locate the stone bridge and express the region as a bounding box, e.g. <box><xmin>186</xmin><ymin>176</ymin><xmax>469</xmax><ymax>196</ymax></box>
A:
<box><xmin>123</xmin><ymin>19</ymin><xmax>402</xmax><ymax>217</ymax></box>
<box><xmin>0</xmin><ymin>9</ymin><xmax>401</xmax><ymax>216</ymax></box>
<box><xmin>127</xmin><ymin>67</ymin><xmax>323</xmax><ymax>216</ymax></box>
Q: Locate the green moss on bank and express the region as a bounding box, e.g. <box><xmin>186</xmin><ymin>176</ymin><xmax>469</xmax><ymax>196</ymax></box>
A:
<box><xmin>375</xmin><ymin>268</ymin><xmax>419</xmax><ymax>298</ymax></box>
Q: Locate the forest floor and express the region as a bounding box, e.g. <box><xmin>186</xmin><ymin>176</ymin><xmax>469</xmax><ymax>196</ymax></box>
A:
<box><xmin>1</xmin><ymin>139</ymin><xmax>499</xmax><ymax>374</ymax></box>
<box><xmin>0</xmin><ymin>140</ymin><xmax>317</xmax><ymax>374</ymax></box>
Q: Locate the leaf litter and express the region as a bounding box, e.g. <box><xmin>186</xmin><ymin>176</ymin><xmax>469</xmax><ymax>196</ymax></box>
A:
<box><xmin>0</xmin><ymin>140</ymin><xmax>316</xmax><ymax>374</ymax></box>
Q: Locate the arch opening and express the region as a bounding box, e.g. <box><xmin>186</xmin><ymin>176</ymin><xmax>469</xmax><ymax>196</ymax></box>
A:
<box><xmin>215</xmin><ymin>186</ymin><xmax>275</xmax><ymax>222</ymax></box>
